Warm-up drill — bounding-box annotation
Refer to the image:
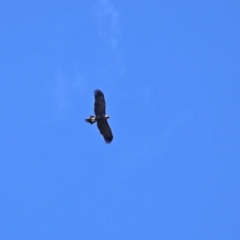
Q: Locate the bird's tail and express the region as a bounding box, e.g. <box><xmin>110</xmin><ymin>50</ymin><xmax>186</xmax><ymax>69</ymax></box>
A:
<box><xmin>85</xmin><ymin>116</ymin><xmax>96</xmax><ymax>124</ymax></box>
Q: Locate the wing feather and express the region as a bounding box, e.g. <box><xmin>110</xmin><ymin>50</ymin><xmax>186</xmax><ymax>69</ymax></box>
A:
<box><xmin>97</xmin><ymin>119</ymin><xmax>113</xmax><ymax>144</ymax></box>
<box><xmin>94</xmin><ymin>89</ymin><xmax>106</xmax><ymax>116</ymax></box>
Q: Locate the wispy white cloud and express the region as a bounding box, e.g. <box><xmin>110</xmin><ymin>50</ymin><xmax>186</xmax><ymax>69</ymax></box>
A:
<box><xmin>97</xmin><ymin>0</ymin><xmax>120</xmax><ymax>50</ymax></box>
<box><xmin>95</xmin><ymin>0</ymin><xmax>124</xmax><ymax>82</ymax></box>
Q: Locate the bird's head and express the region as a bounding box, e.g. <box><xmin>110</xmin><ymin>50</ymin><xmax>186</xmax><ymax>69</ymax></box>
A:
<box><xmin>105</xmin><ymin>114</ymin><xmax>110</xmax><ymax>119</ymax></box>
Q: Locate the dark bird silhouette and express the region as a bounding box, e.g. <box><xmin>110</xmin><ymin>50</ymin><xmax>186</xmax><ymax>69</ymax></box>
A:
<box><xmin>85</xmin><ymin>89</ymin><xmax>113</xmax><ymax>144</ymax></box>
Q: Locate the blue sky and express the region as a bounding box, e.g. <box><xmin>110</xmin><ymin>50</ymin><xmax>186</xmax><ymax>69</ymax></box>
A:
<box><xmin>0</xmin><ymin>1</ymin><xmax>239</xmax><ymax>239</ymax></box>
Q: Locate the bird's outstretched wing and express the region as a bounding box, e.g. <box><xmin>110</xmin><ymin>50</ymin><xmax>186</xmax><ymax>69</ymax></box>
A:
<box><xmin>97</xmin><ymin>119</ymin><xmax>113</xmax><ymax>144</ymax></box>
<box><xmin>94</xmin><ymin>89</ymin><xmax>106</xmax><ymax>116</ymax></box>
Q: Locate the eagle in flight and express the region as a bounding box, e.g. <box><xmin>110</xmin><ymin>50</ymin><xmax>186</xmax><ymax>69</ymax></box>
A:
<box><xmin>85</xmin><ymin>89</ymin><xmax>113</xmax><ymax>144</ymax></box>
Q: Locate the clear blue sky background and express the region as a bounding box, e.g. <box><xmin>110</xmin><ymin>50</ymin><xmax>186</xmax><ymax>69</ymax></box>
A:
<box><xmin>0</xmin><ymin>1</ymin><xmax>239</xmax><ymax>239</ymax></box>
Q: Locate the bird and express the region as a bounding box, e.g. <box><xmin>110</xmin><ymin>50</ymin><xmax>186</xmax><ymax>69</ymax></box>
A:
<box><xmin>85</xmin><ymin>89</ymin><xmax>113</xmax><ymax>144</ymax></box>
